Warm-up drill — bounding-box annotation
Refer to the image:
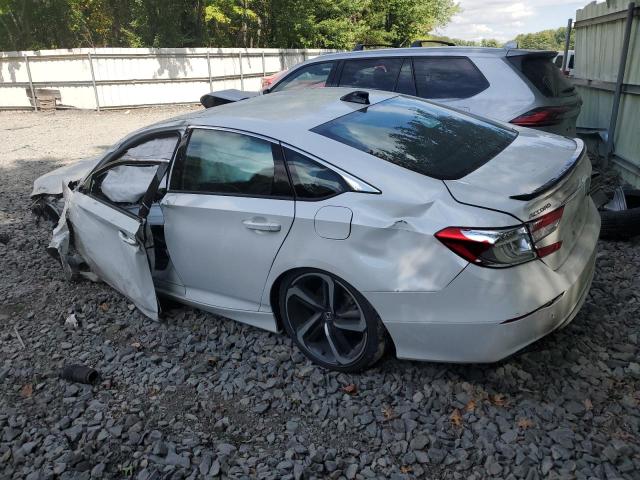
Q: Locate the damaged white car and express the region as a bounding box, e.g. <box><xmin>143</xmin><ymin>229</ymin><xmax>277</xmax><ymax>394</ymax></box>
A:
<box><xmin>32</xmin><ymin>88</ymin><xmax>600</xmax><ymax>372</ymax></box>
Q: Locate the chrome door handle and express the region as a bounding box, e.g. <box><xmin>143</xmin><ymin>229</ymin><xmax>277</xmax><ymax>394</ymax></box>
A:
<box><xmin>118</xmin><ymin>230</ymin><xmax>138</xmax><ymax>245</ymax></box>
<box><xmin>242</xmin><ymin>220</ymin><xmax>281</xmax><ymax>232</ymax></box>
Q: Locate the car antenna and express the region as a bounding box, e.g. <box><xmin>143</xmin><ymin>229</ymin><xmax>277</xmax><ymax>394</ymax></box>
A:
<box><xmin>340</xmin><ymin>91</ymin><xmax>370</xmax><ymax>105</ymax></box>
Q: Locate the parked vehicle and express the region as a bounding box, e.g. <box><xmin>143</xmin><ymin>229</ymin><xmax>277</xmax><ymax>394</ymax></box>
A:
<box><xmin>554</xmin><ymin>49</ymin><xmax>575</xmax><ymax>76</ymax></box>
<box><xmin>262</xmin><ymin>47</ymin><xmax>582</xmax><ymax>137</ymax></box>
<box><xmin>33</xmin><ymin>88</ymin><xmax>599</xmax><ymax>371</ymax></box>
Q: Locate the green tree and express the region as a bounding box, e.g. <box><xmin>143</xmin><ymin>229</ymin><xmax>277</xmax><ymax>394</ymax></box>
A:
<box><xmin>513</xmin><ymin>26</ymin><xmax>574</xmax><ymax>51</ymax></box>
<box><xmin>0</xmin><ymin>0</ymin><xmax>459</xmax><ymax>50</ymax></box>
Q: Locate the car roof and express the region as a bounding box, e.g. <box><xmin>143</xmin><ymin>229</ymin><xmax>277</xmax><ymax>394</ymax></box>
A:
<box><xmin>295</xmin><ymin>46</ymin><xmax>548</xmax><ymax>61</ymax></box>
<box><xmin>162</xmin><ymin>88</ymin><xmax>399</xmax><ymax>142</ymax></box>
<box><xmin>274</xmin><ymin>47</ymin><xmax>557</xmax><ymax>72</ymax></box>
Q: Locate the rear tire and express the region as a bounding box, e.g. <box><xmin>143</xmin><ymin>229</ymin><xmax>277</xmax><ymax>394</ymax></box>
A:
<box><xmin>279</xmin><ymin>269</ymin><xmax>386</xmax><ymax>372</ymax></box>
<box><xmin>600</xmin><ymin>189</ymin><xmax>640</xmax><ymax>240</ymax></box>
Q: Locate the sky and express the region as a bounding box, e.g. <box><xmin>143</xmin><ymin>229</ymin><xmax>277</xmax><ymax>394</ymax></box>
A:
<box><xmin>437</xmin><ymin>0</ymin><xmax>588</xmax><ymax>42</ymax></box>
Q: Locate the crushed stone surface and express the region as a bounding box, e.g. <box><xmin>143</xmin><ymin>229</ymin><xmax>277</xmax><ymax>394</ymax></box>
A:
<box><xmin>1</xmin><ymin>107</ymin><xmax>639</xmax><ymax>479</ymax></box>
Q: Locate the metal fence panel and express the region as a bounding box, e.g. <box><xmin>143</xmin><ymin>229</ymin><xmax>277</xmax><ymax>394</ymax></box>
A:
<box><xmin>0</xmin><ymin>47</ymin><xmax>333</xmax><ymax>111</ymax></box>
<box><xmin>575</xmin><ymin>0</ymin><xmax>640</xmax><ymax>185</ymax></box>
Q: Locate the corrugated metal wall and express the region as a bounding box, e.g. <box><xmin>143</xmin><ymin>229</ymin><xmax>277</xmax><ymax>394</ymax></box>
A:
<box><xmin>0</xmin><ymin>47</ymin><xmax>333</xmax><ymax>110</ymax></box>
<box><xmin>574</xmin><ymin>0</ymin><xmax>640</xmax><ymax>186</ymax></box>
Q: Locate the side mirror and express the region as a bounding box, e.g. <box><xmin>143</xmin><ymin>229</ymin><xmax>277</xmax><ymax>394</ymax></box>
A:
<box><xmin>263</xmin><ymin>88</ymin><xmax>271</xmax><ymax>94</ymax></box>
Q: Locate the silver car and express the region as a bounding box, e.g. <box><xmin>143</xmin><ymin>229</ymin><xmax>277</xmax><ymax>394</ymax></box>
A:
<box><xmin>33</xmin><ymin>88</ymin><xmax>599</xmax><ymax>371</ymax></box>
<box><xmin>263</xmin><ymin>47</ymin><xmax>582</xmax><ymax>137</ymax></box>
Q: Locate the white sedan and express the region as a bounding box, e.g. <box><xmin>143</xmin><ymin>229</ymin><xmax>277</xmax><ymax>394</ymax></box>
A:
<box><xmin>32</xmin><ymin>88</ymin><xmax>600</xmax><ymax>371</ymax></box>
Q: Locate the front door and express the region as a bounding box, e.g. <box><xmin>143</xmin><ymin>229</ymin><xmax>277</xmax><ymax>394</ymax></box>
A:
<box><xmin>67</xmin><ymin>132</ymin><xmax>181</xmax><ymax>319</ymax></box>
<box><xmin>162</xmin><ymin>127</ymin><xmax>295</xmax><ymax>311</ymax></box>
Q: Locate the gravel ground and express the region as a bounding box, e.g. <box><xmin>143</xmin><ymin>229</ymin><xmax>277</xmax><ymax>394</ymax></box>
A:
<box><xmin>1</xmin><ymin>107</ymin><xmax>640</xmax><ymax>480</ymax></box>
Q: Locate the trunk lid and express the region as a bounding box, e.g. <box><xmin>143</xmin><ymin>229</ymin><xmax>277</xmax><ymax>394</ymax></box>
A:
<box><xmin>444</xmin><ymin>130</ymin><xmax>591</xmax><ymax>270</ymax></box>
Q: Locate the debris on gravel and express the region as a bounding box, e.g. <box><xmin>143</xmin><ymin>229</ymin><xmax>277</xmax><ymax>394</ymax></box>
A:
<box><xmin>1</xmin><ymin>107</ymin><xmax>639</xmax><ymax>479</ymax></box>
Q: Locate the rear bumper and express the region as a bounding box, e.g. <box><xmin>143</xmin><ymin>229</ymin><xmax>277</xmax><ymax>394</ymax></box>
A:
<box><xmin>366</xmin><ymin>200</ymin><xmax>600</xmax><ymax>363</ymax></box>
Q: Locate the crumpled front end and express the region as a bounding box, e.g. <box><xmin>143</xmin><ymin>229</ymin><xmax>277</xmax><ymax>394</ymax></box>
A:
<box><xmin>45</xmin><ymin>182</ymin><xmax>99</xmax><ymax>282</ymax></box>
<box><xmin>31</xmin><ymin>156</ymin><xmax>101</xmax><ymax>222</ymax></box>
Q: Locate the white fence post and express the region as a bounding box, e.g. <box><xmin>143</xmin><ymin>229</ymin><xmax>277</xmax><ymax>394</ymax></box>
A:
<box><xmin>87</xmin><ymin>52</ymin><xmax>100</xmax><ymax>112</ymax></box>
<box><xmin>239</xmin><ymin>52</ymin><xmax>244</xmax><ymax>90</ymax></box>
<box><xmin>24</xmin><ymin>56</ymin><xmax>37</xmax><ymax>112</ymax></box>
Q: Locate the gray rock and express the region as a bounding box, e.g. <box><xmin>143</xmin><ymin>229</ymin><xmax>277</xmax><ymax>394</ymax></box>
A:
<box><xmin>410</xmin><ymin>435</ymin><xmax>429</xmax><ymax>451</ymax></box>
<box><xmin>217</xmin><ymin>443</ymin><xmax>236</xmax><ymax>456</ymax></box>
<box><xmin>63</xmin><ymin>425</ymin><xmax>83</xmax><ymax>442</ymax></box>
<box><xmin>90</xmin><ymin>462</ymin><xmax>105</xmax><ymax>478</ymax></box>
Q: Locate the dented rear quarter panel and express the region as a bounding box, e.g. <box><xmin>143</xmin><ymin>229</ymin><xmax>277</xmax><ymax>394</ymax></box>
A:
<box><xmin>260</xmin><ymin>155</ymin><xmax>519</xmax><ymax>311</ymax></box>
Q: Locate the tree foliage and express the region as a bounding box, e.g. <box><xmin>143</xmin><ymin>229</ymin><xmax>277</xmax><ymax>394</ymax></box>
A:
<box><xmin>0</xmin><ymin>0</ymin><xmax>458</xmax><ymax>51</ymax></box>
<box><xmin>514</xmin><ymin>27</ymin><xmax>575</xmax><ymax>51</ymax></box>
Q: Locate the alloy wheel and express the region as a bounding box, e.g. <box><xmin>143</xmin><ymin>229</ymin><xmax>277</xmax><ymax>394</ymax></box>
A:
<box><xmin>284</xmin><ymin>272</ymin><xmax>368</xmax><ymax>366</ymax></box>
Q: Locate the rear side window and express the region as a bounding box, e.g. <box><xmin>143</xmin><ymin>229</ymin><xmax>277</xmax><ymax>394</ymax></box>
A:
<box><xmin>271</xmin><ymin>62</ymin><xmax>334</xmax><ymax>92</ymax></box>
<box><xmin>310</xmin><ymin>96</ymin><xmax>517</xmax><ymax>180</ymax></box>
<box><xmin>172</xmin><ymin>129</ymin><xmax>292</xmax><ymax>197</ymax></box>
<box><xmin>338</xmin><ymin>58</ymin><xmax>404</xmax><ymax>92</ymax></box>
<box><xmin>283</xmin><ymin>147</ymin><xmax>349</xmax><ymax>199</ymax></box>
<box><xmin>413</xmin><ymin>57</ymin><xmax>489</xmax><ymax>99</ymax></box>
<box><xmin>509</xmin><ymin>55</ymin><xmax>575</xmax><ymax>97</ymax></box>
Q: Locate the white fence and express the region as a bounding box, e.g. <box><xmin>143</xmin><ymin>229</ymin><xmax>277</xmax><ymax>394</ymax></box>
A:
<box><xmin>0</xmin><ymin>47</ymin><xmax>333</xmax><ymax>110</ymax></box>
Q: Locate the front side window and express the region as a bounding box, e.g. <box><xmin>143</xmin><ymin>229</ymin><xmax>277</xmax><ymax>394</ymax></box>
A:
<box><xmin>338</xmin><ymin>58</ymin><xmax>404</xmax><ymax>92</ymax></box>
<box><xmin>90</xmin><ymin>134</ymin><xmax>179</xmax><ymax>205</ymax></box>
<box><xmin>271</xmin><ymin>62</ymin><xmax>334</xmax><ymax>92</ymax></box>
<box><xmin>413</xmin><ymin>57</ymin><xmax>489</xmax><ymax>99</ymax></box>
<box><xmin>310</xmin><ymin>96</ymin><xmax>517</xmax><ymax>180</ymax></box>
<box><xmin>283</xmin><ymin>147</ymin><xmax>349</xmax><ymax>200</ymax></box>
<box><xmin>171</xmin><ymin>129</ymin><xmax>292</xmax><ymax>197</ymax></box>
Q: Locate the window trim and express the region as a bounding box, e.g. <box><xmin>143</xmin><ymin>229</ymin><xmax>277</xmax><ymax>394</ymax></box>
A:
<box><xmin>167</xmin><ymin>126</ymin><xmax>294</xmax><ymax>200</ymax></box>
<box><xmin>411</xmin><ymin>55</ymin><xmax>490</xmax><ymax>100</ymax></box>
<box><xmin>394</xmin><ymin>58</ymin><xmax>417</xmax><ymax>96</ymax></box>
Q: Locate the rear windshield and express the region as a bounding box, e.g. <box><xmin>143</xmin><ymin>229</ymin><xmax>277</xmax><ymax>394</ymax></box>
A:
<box><xmin>510</xmin><ymin>55</ymin><xmax>575</xmax><ymax>97</ymax></box>
<box><xmin>310</xmin><ymin>96</ymin><xmax>517</xmax><ymax>180</ymax></box>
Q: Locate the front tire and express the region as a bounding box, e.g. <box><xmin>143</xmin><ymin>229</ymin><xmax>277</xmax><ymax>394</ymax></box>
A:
<box><xmin>279</xmin><ymin>269</ymin><xmax>386</xmax><ymax>372</ymax></box>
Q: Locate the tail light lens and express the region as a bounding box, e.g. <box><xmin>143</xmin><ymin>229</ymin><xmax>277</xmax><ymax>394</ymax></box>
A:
<box><xmin>435</xmin><ymin>226</ymin><xmax>536</xmax><ymax>268</ymax></box>
<box><xmin>527</xmin><ymin>206</ymin><xmax>564</xmax><ymax>258</ymax></box>
<box><xmin>510</xmin><ymin>106</ymin><xmax>570</xmax><ymax>127</ymax></box>
<box><xmin>436</xmin><ymin>206</ymin><xmax>565</xmax><ymax>267</ymax></box>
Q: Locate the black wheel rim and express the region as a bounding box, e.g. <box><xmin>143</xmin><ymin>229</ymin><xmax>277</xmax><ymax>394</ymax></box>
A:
<box><xmin>285</xmin><ymin>273</ymin><xmax>367</xmax><ymax>366</ymax></box>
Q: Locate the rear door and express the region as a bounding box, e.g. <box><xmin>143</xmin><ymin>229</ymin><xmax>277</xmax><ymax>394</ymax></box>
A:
<box><xmin>69</xmin><ymin>132</ymin><xmax>181</xmax><ymax>319</ymax></box>
<box><xmin>162</xmin><ymin>127</ymin><xmax>295</xmax><ymax>311</ymax></box>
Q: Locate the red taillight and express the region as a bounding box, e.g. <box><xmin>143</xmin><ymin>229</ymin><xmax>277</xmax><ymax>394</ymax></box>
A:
<box><xmin>436</xmin><ymin>205</ymin><xmax>567</xmax><ymax>266</ymax></box>
<box><xmin>537</xmin><ymin>242</ymin><xmax>563</xmax><ymax>257</ymax></box>
<box><xmin>435</xmin><ymin>226</ymin><xmax>536</xmax><ymax>267</ymax></box>
<box><xmin>434</xmin><ymin>227</ymin><xmax>493</xmax><ymax>263</ymax></box>
<box><xmin>526</xmin><ymin>206</ymin><xmax>564</xmax><ymax>258</ymax></box>
<box><xmin>510</xmin><ymin>107</ymin><xmax>570</xmax><ymax>127</ymax></box>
